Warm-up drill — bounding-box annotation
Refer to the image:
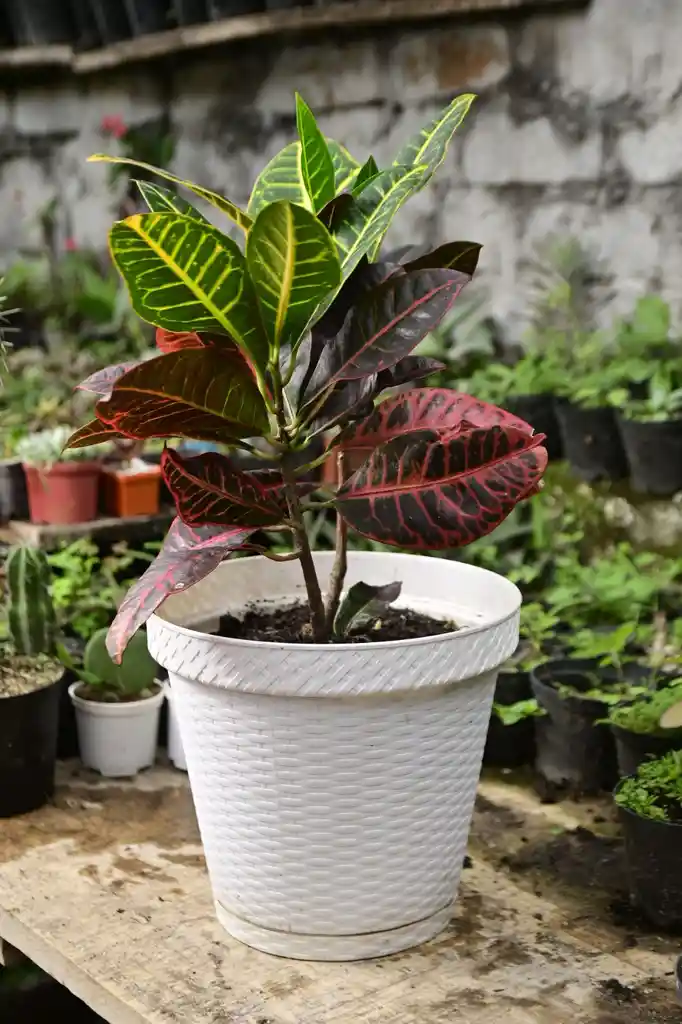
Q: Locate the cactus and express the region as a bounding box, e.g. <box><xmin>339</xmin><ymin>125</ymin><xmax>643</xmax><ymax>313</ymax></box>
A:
<box><xmin>7</xmin><ymin>545</ymin><xmax>57</xmax><ymax>656</ymax></box>
<box><xmin>84</xmin><ymin>627</ymin><xmax>157</xmax><ymax>698</ymax></box>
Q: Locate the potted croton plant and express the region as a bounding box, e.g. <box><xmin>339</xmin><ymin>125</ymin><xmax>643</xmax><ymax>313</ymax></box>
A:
<box><xmin>63</xmin><ymin>93</ymin><xmax>548</xmax><ymax>960</ymax></box>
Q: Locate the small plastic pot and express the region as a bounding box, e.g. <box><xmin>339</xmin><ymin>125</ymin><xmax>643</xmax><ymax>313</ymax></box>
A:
<box><xmin>611</xmin><ymin>725</ymin><xmax>682</xmax><ymax>778</ymax></box>
<box><xmin>504</xmin><ymin>393</ymin><xmax>563</xmax><ymax>462</ymax></box>
<box><xmin>0</xmin><ymin>459</ymin><xmax>29</xmax><ymax>522</ymax></box>
<box><xmin>102</xmin><ymin>465</ymin><xmax>161</xmax><ymax>518</ymax></box>
<box><xmin>555</xmin><ymin>401</ymin><xmax>628</xmax><ymax>482</ymax></box>
<box><xmin>6</xmin><ymin>0</ymin><xmax>74</xmax><ymax>44</ymax></box>
<box><xmin>617</xmin><ymin>786</ymin><xmax>682</xmax><ymax>929</ymax></box>
<box><xmin>483</xmin><ymin>670</ymin><xmax>535</xmax><ymax>769</ymax></box>
<box><xmin>531</xmin><ymin>659</ymin><xmax>618</xmax><ymax>793</ymax></box>
<box><xmin>69</xmin><ymin>682</ymin><xmax>164</xmax><ymax>777</ymax></box>
<box><xmin>0</xmin><ymin>672</ymin><xmax>62</xmax><ymax>818</ymax></box>
<box><xmin>24</xmin><ymin>462</ymin><xmax>100</xmax><ymax>525</ymax></box>
<box><xmin>165</xmin><ymin>683</ymin><xmax>187</xmax><ymax>771</ymax></box>
<box><xmin>123</xmin><ymin>0</ymin><xmax>170</xmax><ymax>35</ymax></box>
<box><xmin>617</xmin><ymin>415</ymin><xmax>682</xmax><ymax>496</ymax></box>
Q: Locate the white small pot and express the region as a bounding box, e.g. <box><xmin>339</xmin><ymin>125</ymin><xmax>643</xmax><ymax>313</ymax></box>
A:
<box><xmin>147</xmin><ymin>552</ymin><xmax>520</xmax><ymax>961</ymax></box>
<box><xmin>165</xmin><ymin>683</ymin><xmax>187</xmax><ymax>771</ymax></box>
<box><xmin>69</xmin><ymin>683</ymin><xmax>164</xmax><ymax>778</ymax></box>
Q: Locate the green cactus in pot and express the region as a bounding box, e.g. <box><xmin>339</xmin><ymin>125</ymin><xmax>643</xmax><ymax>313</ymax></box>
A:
<box><xmin>1</xmin><ymin>545</ymin><xmax>63</xmax><ymax>698</ymax></box>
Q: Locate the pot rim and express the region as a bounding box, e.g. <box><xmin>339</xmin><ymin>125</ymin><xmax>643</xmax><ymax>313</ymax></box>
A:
<box><xmin>152</xmin><ymin>550</ymin><xmax>521</xmax><ymax>654</ymax></box>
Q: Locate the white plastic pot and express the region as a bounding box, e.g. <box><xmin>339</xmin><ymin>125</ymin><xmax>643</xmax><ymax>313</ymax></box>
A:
<box><xmin>69</xmin><ymin>682</ymin><xmax>164</xmax><ymax>778</ymax></box>
<box><xmin>165</xmin><ymin>682</ymin><xmax>187</xmax><ymax>771</ymax></box>
<box><xmin>147</xmin><ymin>552</ymin><xmax>520</xmax><ymax>961</ymax></box>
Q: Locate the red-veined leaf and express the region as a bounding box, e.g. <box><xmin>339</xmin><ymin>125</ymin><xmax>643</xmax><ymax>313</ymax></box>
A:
<box><xmin>335</xmin><ymin>387</ymin><xmax>534</xmax><ymax>456</ymax></box>
<box><xmin>155</xmin><ymin>328</ymin><xmax>206</xmax><ymax>353</ymax></box>
<box><xmin>161</xmin><ymin>448</ymin><xmax>288</xmax><ymax>527</ymax></box>
<box><xmin>64</xmin><ymin>419</ymin><xmax>129</xmax><ymax>449</ymax></box>
<box><xmin>336</xmin><ymin>425</ymin><xmax>548</xmax><ymax>550</ymax></box>
<box><xmin>386</xmin><ymin>241</ymin><xmax>482</xmax><ymax>277</ymax></box>
<box><xmin>76</xmin><ymin>362</ymin><xmax>139</xmax><ymax>399</ymax></box>
<box><xmin>305</xmin><ymin>269</ymin><xmax>468</xmax><ymax>400</ymax></box>
<box><xmin>106</xmin><ymin>519</ymin><xmax>253</xmax><ymax>662</ymax></box>
<box><xmin>95</xmin><ymin>348</ymin><xmax>268</xmax><ymax>443</ymax></box>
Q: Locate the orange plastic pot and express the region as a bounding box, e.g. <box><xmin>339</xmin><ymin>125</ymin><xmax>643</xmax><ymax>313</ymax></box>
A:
<box><xmin>102</xmin><ymin>465</ymin><xmax>161</xmax><ymax>518</ymax></box>
<box><xmin>24</xmin><ymin>462</ymin><xmax>100</xmax><ymax>525</ymax></box>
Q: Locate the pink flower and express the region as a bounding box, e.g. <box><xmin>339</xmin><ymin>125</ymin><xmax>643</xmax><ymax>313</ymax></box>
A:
<box><xmin>64</xmin><ymin>237</ymin><xmax>78</xmax><ymax>252</ymax></box>
<box><xmin>101</xmin><ymin>115</ymin><xmax>127</xmax><ymax>139</ymax></box>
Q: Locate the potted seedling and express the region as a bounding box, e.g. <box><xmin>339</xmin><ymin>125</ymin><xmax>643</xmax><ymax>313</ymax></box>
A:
<box><xmin>69</xmin><ymin>627</ymin><xmax>163</xmax><ymax>777</ymax></box>
<box><xmin>606</xmin><ymin>680</ymin><xmax>682</xmax><ymax>777</ymax></box>
<box><xmin>61</xmin><ymin>92</ymin><xmax>548</xmax><ymax>960</ymax></box>
<box><xmin>101</xmin><ymin>438</ymin><xmax>162</xmax><ymax>518</ymax></box>
<box><xmin>17</xmin><ymin>426</ymin><xmax>103</xmax><ymax>526</ymax></box>
<box><xmin>615</xmin><ymin>751</ymin><xmax>682</xmax><ymax>929</ymax></box>
<box><xmin>0</xmin><ymin>547</ymin><xmax>63</xmax><ymax>817</ymax></box>
<box><xmin>617</xmin><ymin>362</ymin><xmax>682</xmax><ymax>496</ymax></box>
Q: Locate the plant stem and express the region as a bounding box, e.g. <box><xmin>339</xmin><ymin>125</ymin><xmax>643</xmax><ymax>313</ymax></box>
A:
<box><xmin>324</xmin><ymin>451</ymin><xmax>348</xmax><ymax>631</ymax></box>
<box><xmin>282</xmin><ymin>463</ymin><xmax>327</xmax><ymax>641</ymax></box>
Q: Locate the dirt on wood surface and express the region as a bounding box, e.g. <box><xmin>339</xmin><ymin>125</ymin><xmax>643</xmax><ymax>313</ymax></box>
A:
<box><xmin>219</xmin><ymin>601</ymin><xmax>457</xmax><ymax>644</ymax></box>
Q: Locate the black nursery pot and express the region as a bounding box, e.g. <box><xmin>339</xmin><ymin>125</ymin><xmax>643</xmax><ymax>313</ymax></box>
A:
<box><xmin>531</xmin><ymin>659</ymin><xmax>618</xmax><ymax>794</ymax></box>
<box><xmin>123</xmin><ymin>0</ymin><xmax>170</xmax><ymax>35</ymax></box>
<box><xmin>5</xmin><ymin>0</ymin><xmax>74</xmax><ymax>45</ymax></box>
<box><xmin>504</xmin><ymin>394</ymin><xmax>563</xmax><ymax>462</ymax></box>
<box><xmin>617</xmin><ymin>415</ymin><xmax>682</xmax><ymax>497</ymax></box>
<box><xmin>0</xmin><ymin>677</ymin><xmax>62</xmax><ymax>818</ymax></box>
<box><xmin>611</xmin><ymin>725</ymin><xmax>682</xmax><ymax>778</ymax></box>
<box><xmin>555</xmin><ymin>400</ymin><xmax>628</xmax><ymax>482</ymax></box>
<box><xmin>617</xmin><ymin>791</ymin><xmax>682</xmax><ymax>929</ymax></box>
<box><xmin>483</xmin><ymin>670</ymin><xmax>536</xmax><ymax>769</ymax></box>
<box><xmin>0</xmin><ymin>459</ymin><xmax>29</xmax><ymax>522</ymax></box>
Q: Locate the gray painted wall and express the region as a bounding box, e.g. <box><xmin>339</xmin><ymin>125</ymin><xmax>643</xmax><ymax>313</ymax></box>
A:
<box><xmin>1</xmin><ymin>0</ymin><xmax>679</xmax><ymax>340</ymax></box>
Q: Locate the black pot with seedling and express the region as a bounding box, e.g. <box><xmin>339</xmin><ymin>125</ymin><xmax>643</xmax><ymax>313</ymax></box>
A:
<box><xmin>616</xmin><ymin>363</ymin><xmax>682</xmax><ymax>497</ymax></box>
<box><xmin>555</xmin><ymin>399</ymin><xmax>628</xmax><ymax>483</ymax></box>
<box><xmin>0</xmin><ymin>547</ymin><xmax>63</xmax><ymax>818</ymax></box>
<box><xmin>615</xmin><ymin>751</ymin><xmax>682</xmax><ymax>929</ymax></box>
<box><xmin>607</xmin><ymin>682</ymin><xmax>682</xmax><ymax>777</ymax></box>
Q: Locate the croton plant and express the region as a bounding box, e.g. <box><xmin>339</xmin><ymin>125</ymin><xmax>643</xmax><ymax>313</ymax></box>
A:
<box><xmin>67</xmin><ymin>93</ymin><xmax>548</xmax><ymax>660</ymax></box>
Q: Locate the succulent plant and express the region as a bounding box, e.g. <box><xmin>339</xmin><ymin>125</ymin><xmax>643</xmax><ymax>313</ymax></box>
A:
<box><xmin>83</xmin><ymin>627</ymin><xmax>157</xmax><ymax>699</ymax></box>
<box><xmin>16</xmin><ymin>426</ymin><xmax>107</xmax><ymax>467</ymax></box>
<box><xmin>7</xmin><ymin>545</ymin><xmax>57</xmax><ymax>656</ymax></box>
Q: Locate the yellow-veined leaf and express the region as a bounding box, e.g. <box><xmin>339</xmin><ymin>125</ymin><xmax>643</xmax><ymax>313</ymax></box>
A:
<box><xmin>295</xmin><ymin>93</ymin><xmax>335</xmax><ymax>213</ymax></box>
<box><xmin>247</xmin><ymin>142</ymin><xmax>310</xmax><ymax>218</ymax></box>
<box><xmin>327</xmin><ymin>139</ymin><xmax>360</xmax><ymax>192</ymax></box>
<box><xmin>393</xmin><ymin>93</ymin><xmax>475</xmax><ymax>186</ymax></box>
<box><xmin>135</xmin><ymin>180</ymin><xmax>209</xmax><ymax>222</ymax></box>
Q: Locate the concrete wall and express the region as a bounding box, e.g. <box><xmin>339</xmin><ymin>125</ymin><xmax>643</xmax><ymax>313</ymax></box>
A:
<box><xmin>1</xmin><ymin>0</ymin><xmax>680</xmax><ymax>340</ymax></box>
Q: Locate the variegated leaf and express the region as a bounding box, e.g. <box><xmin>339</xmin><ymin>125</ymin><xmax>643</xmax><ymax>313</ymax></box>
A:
<box><xmin>352</xmin><ymin>155</ymin><xmax>379</xmax><ymax>196</ymax></box>
<box><xmin>136</xmin><ymin>180</ymin><xmax>209</xmax><ymax>222</ymax></box>
<box><xmin>327</xmin><ymin>139</ymin><xmax>360</xmax><ymax>193</ymax></box>
<box><xmin>393</xmin><ymin>93</ymin><xmax>474</xmax><ymax>186</ymax></box>
<box><xmin>248</xmin><ymin>142</ymin><xmax>310</xmax><ymax>218</ymax></box>
<box><xmin>65</xmin><ymin>419</ymin><xmax>128</xmax><ymax>449</ymax></box>
<box><xmin>296</xmin><ymin>93</ymin><xmax>336</xmax><ymax>213</ymax></box>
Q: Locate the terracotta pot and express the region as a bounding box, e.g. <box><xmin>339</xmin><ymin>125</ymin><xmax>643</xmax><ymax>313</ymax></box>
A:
<box><xmin>24</xmin><ymin>462</ymin><xmax>100</xmax><ymax>525</ymax></box>
<box><xmin>102</xmin><ymin>465</ymin><xmax>161</xmax><ymax>518</ymax></box>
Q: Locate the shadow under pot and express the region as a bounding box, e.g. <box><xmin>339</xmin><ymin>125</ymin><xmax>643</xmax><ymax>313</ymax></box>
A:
<box><xmin>616</xmin><ymin>784</ymin><xmax>682</xmax><ymax>930</ymax></box>
<box><xmin>611</xmin><ymin>724</ymin><xmax>682</xmax><ymax>778</ymax></box>
<box><xmin>617</xmin><ymin>414</ymin><xmax>682</xmax><ymax>497</ymax></box>
<box><xmin>483</xmin><ymin>670</ymin><xmax>536</xmax><ymax>769</ymax></box>
<box><xmin>554</xmin><ymin>401</ymin><xmax>628</xmax><ymax>482</ymax></box>
<box><xmin>531</xmin><ymin>659</ymin><xmax>618</xmax><ymax>794</ymax></box>
<box><xmin>503</xmin><ymin>394</ymin><xmax>563</xmax><ymax>462</ymax></box>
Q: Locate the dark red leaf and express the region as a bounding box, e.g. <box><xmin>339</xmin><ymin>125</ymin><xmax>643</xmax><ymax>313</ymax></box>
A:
<box><xmin>76</xmin><ymin>362</ymin><xmax>139</xmax><ymax>399</ymax></box>
<box><xmin>335</xmin><ymin>387</ymin><xmax>535</xmax><ymax>456</ymax></box>
<box><xmin>95</xmin><ymin>348</ymin><xmax>268</xmax><ymax>443</ymax></box>
<box><xmin>155</xmin><ymin>328</ymin><xmax>206</xmax><ymax>353</ymax></box>
<box><xmin>336</xmin><ymin>426</ymin><xmax>548</xmax><ymax>550</ymax></box>
<box><xmin>64</xmin><ymin>419</ymin><xmax>129</xmax><ymax>449</ymax></box>
<box><xmin>400</xmin><ymin>242</ymin><xmax>482</xmax><ymax>277</ymax></box>
<box><xmin>305</xmin><ymin>269</ymin><xmax>468</xmax><ymax>400</ymax></box>
<box><xmin>374</xmin><ymin>356</ymin><xmax>446</xmax><ymax>393</ymax></box>
<box><xmin>161</xmin><ymin>448</ymin><xmax>288</xmax><ymax>527</ymax></box>
<box><xmin>106</xmin><ymin>519</ymin><xmax>253</xmax><ymax>662</ymax></box>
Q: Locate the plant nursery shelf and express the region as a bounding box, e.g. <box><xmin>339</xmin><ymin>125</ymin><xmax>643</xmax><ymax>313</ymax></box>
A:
<box><xmin>0</xmin><ymin>0</ymin><xmax>583</xmax><ymax>74</ymax></box>
<box><xmin>0</xmin><ymin>765</ymin><xmax>675</xmax><ymax>1024</ymax></box>
<box><xmin>0</xmin><ymin>511</ymin><xmax>173</xmax><ymax>551</ymax></box>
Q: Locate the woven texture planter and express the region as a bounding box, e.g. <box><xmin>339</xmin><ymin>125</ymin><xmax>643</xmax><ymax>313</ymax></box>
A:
<box><xmin>147</xmin><ymin>552</ymin><xmax>520</xmax><ymax>960</ymax></box>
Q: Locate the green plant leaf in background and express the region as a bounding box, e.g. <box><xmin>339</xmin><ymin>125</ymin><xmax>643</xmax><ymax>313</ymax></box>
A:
<box><xmin>295</xmin><ymin>93</ymin><xmax>336</xmax><ymax>213</ymax></box>
<box><xmin>135</xmin><ymin>180</ymin><xmax>209</xmax><ymax>222</ymax></box>
<box><xmin>89</xmin><ymin>154</ymin><xmax>252</xmax><ymax>232</ymax></box>
<box><xmin>248</xmin><ymin>142</ymin><xmax>310</xmax><ymax>218</ymax></box>
<box><xmin>393</xmin><ymin>93</ymin><xmax>475</xmax><ymax>186</ymax></box>
<box><xmin>110</xmin><ymin>213</ymin><xmax>269</xmax><ymax>379</ymax></box>
<box><xmin>352</xmin><ymin>155</ymin><xmax>380</xmax><ymax>196</ymax></box>
<box><xmin>327</xmin><ymin>139</ymin><xmax>360</xmax><ymax>192</ymax></box>
<box><xmin>246</xmin><ymin>200</ymin><xmax>341</xmax><ymax>357</ymax></box>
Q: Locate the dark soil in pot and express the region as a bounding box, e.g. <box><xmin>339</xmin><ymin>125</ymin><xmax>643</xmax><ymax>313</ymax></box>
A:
<box><xmin>531</xmin><ymin>659</ymin><xmax>618</xmax><ymax>795</ymax></box>
<box><xmin>484</xmin><ymin>670</ymin><xmax>536</xmax><ymax>768</ymax></box>
<box><xmin>617</xmin><ymin>794</ymin><xmax>682</xmax><ymax>930</ymax></box>
<box><xmin>503</xmin><ymin>394</ymin><xmax>563</xmax><ymax>462</ymax></box>
<box><xmin>617</xmin><ymin>415</ymin><xmax>682</xmax><ymax>496</ymax></box>
<box><xmin>219</xmin><ymin>602</ymin><xmax>457</xmax><ymax>644</ymax></box>
<box><xmin>0</xmin><ymin>656</ymin><xmax>62</xmax><ymax>817</ymax></box>
<box><xmin>611</xmin><ymin>725</ymin><xmax>682</xmax><ymax>778</ymax></box>
<box><xmin>0</xmin><ymin>460</ymin><xmax>28</xmax><ymax>522</ymax></box>
<box><xmin>555</xmin><ymin>401</ymin><xmax>628</xmax><ymax>482</ymax></box>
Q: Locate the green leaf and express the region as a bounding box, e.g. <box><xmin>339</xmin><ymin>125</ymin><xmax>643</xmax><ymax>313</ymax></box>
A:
<box><xmin>327</xmin><ymin>139</ymin><xmax>360</xmax><ymax>192</ymax></box>
<box><xmin>332</xmin><ymin>164</ymin><xmax>427</xmax><ymax>279</ymax></box>
<box><xmin>246</xmin><ymin>200</ymin><xmax>341</xmax><ymax>354</ymax></box>
<box><xmin>110</xmin><ymin>213</ymin><xmax>269</xmax><ymax>377</ymax></box>
<box><xmin>333</xmin><ymin>580</ymin><xmax>402</xmax><ymax>637</ymax></box>
<box><xmin>135</xmin><ymin>180</ymin><xmax>209</xmax><ymax>222</ymax></box>
<box><xmin>248</xmin><ymin>142</ymin><xmax>310</xmax><ymax>218</ymax></box>
<box><xmin>88</xmin><ymin>154</ymin><xmax>252</xmax><ymax>232</ymax></box>
<box><xmin>393</xmin><ymin>94</ymin><xmax>474</xmax><ymax>186</ymax></box>
<box><xmin>352</xmin><ymin>155</ymin><xmax>379</xmax><ymax>196</ymax></box>
<box><xmin>295</xmin><ymin>93</ymin><xmax>336</xmax><ymax>213</ymax></box>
